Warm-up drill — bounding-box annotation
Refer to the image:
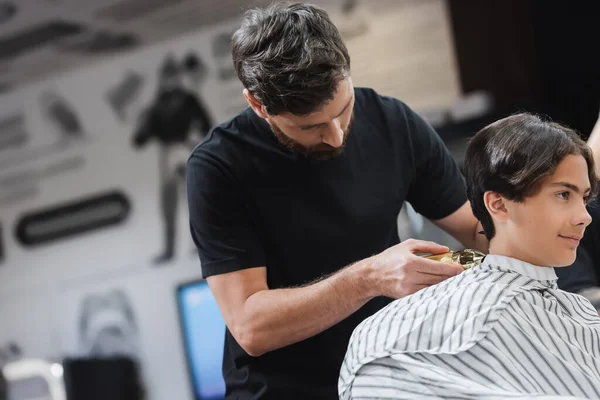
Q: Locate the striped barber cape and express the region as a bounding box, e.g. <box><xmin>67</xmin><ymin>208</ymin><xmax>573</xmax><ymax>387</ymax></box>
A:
<box><xmin>339</xmin><ymin>255</ymin><xmax>600</xmax><ymax>400</ymax></box>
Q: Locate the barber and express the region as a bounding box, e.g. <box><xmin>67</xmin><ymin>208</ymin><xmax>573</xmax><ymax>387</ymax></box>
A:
<box><xmin>187</xmin><ymin>3</ymin><xmax>487</xmax><ymax>399</ymax></box>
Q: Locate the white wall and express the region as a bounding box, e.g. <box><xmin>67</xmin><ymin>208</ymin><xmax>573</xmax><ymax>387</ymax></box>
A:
<box><xmin>0</xmin><ymin>16</ymin><xmax>248</xmax><ymax>400</ymax></box>
<box><xmin>0</xmin><ymin>1</ymin><xmax>459</xmax><ymax>399</ymax></box>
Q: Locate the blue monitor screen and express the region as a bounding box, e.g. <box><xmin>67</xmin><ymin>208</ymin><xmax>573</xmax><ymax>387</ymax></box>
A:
<box><xmin>177</xmin><ymin>280</ymin><xmax>226</xmax><ymax>400</ymax></box>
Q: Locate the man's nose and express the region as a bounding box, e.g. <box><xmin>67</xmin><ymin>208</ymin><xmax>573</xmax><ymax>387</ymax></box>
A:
<box><xmin>321</xmin><ymin>119</ymin><xmax>343</xmax><ymax>148</ymax></box>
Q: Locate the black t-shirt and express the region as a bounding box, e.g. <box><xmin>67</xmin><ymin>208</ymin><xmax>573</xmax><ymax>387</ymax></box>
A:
<box><xmin>186</xmin><ymin>88</ymin><xmax>467</xmax><ymax>400</ymax></box>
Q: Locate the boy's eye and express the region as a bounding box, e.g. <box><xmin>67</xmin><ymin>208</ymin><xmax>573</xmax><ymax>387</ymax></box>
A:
<box><xmin>557</xmin><ymin>191</ymin><xmax>570</xmax><ymax>200</ymax></box>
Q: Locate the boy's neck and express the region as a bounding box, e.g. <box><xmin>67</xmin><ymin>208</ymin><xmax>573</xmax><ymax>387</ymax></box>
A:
<box><xmin>488</xmin><ymin>241</ymin><xmax>547</xmax><ymax>268</ymax></box>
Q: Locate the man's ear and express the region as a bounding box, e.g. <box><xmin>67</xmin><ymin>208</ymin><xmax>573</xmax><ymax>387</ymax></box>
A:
<box><xmin>243</xmin><ymin>89</ymin><xmax>269</xmax><ymax>119</ymax></box>
<box><xmin>483</xmin><ymin>191</ymin><xmax>510</xmax><ymax>223</ymax></box>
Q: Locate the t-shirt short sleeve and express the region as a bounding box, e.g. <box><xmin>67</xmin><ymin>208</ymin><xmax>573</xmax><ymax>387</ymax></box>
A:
<box><xmin>186</xmin><ymin>147</ymin><xmax>265</xmax><ymax>278</ymax></box>
<box><xmin>402</xmin><ymin>102</ymin><xmax>467</xmax><ymax>220</ymax></box>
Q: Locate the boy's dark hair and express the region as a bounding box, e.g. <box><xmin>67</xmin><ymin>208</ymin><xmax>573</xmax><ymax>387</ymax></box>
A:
<box><xmin>232</xmin><ymin>2</ymin><xmax>351</xmax><ymax>116</ymax></box>
<box><xmin>464</xmin><ymin>113</ymin><xmax>598</xmax><ymax>240</ymax></box>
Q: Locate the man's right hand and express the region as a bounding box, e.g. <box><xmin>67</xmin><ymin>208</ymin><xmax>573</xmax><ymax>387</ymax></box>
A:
<box><xmin>365</xmin><ymin>239</ymin><xmax>464</xmax><ymax>299</ymax></box>
<box><xmin>207</xmin><ymin>238</ymin><xmax>463</xmax><ymax>356</ymax></box>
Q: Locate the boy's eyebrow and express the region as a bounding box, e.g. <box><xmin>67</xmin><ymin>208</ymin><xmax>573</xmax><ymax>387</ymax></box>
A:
<box><xmin>550</xmin><ymin>182</ymin><xmax>591</xmax><ymax>194</ymax></box>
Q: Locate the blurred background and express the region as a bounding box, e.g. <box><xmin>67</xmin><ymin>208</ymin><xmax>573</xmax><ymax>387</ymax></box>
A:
<box><xmin>0</xmin><ymin>0</ymin><xmax>598</xmax><ymax>399</ymax></box>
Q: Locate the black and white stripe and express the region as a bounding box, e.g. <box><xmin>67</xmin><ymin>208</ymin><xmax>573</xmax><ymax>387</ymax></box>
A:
<box><xmin>339</xmin><ymin>255</ymin><xmax>600</xmax><ymax>400</ymax></box>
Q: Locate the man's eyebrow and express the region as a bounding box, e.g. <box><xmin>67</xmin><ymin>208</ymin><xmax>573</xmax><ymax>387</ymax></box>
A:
<box><xmin>298</xmin><ymin>95</ymin><xmax>353</xmax><ymax>130</ymax></box>
<box><xmin>550</xmin><ymin>181</ymin><xmax>591</xmax><ymax>194</ymax></box>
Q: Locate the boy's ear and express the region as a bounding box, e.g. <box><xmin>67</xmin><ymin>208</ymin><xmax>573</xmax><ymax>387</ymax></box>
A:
<box><xmin>484</xmin><ymin>191</ymin><xmax>509</xmax><ymax>223</ymax></box>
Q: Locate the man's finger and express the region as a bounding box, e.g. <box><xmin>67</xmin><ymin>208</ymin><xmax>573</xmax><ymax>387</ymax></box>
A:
<box><xmin>411</xmin><ymin>256</ymin><xmax>464</xmax><ymax>276</ymax></box>
<box><xmin>414</xmin><ymin>272</ymin><xmax>453</xmax><ymax>286</ymax></box>
<box><xmin>404</xmin><ymin>239</ymin><xmax>449</xmax><ymax>255</ymax></box>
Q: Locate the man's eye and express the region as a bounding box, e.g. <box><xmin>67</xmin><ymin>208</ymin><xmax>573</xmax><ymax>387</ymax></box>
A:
<box><xmin>557</xmin><ymin>191</ymin><xmax>570</xmax><ymax>200</ymax></box>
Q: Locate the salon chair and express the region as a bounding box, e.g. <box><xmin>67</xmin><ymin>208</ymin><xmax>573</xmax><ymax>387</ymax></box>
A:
<box><xmin>2</xmin><ymin>359</ymin><xmax>66</xmax><ymax>400</ymax></box>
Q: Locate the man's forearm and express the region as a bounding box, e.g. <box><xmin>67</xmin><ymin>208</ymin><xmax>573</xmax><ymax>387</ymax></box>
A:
<box><xmin>473</xmin><ymin>221</ymin><xmax>489</xmax><ymax>253</ymax></box>
<box><xmin>238</xmin><ymin>259</ymin><xmax>375</xmax><ymax>356</ymax></box>
<box><xmin>450</xmin><ymin>221</ymin><xmax>488</xmax><ymax>253</ymax></box>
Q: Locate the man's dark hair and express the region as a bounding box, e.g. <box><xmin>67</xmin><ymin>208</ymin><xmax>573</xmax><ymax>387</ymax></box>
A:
<box><xmin>464</xmin><ymin>113</ymin><xmax>598</xmax><ymax>240</ymax></box>
<box><xmin>232</xmin><ymin>2</ymin><xmax>351</xmax><ymax>116</ymax></box>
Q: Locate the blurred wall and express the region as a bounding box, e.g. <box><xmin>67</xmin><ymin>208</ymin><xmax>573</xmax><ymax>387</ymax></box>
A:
<box><xmin>337</xmin><ymin>0</ymin><xmax>460</xmax><ymax>111</ymax></box>
<box><xmin>0</xmin><ymin>1</ymin><xmax>459</xmax><ymax>399</ymax></box>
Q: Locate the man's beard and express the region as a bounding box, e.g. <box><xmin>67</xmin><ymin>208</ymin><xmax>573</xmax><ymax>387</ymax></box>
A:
<box><xmin>269</xmin><ymin>115</ymin><xmax>353</xmax><ymax>161</ymax></box>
